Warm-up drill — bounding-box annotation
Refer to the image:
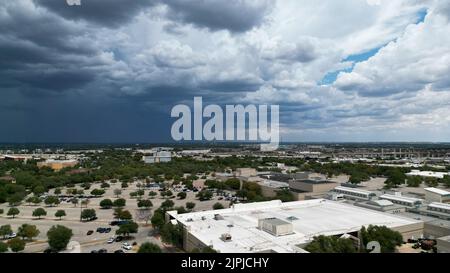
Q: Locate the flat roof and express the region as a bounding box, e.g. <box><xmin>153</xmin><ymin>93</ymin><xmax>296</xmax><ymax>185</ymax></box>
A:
<box><xmin>380</xmin><ymin>194</ymin><xmax>423</xmax><ymax>204</ymax></box>
<box><xmin>428</xmin><ymin>202</ymin><xmax>450</xmax><ymax>210</ymax></box>
<box><xmin>168</xmin><ymin>199</ymin><xmax>421</xmax><ymax>253</ymax></box>
<box><xmin>425</xmin><ymin>188</ymin><xmax>450</xmax><ymax>196</ymax></box>
<box><xmin>334</xmin><ymin>186</ymin><xmax>374</xmax><ymax>195</ymax></box>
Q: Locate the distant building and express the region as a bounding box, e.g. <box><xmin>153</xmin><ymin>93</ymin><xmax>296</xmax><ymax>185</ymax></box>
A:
<box><xmin>406</xmin><ymin>170</ymin><xmax>450</xmax><ymax>179</ymax></box>
<box><xmin>420</xmin><ymin>203</ymin><xmax>450</xmax><ymax>220</ymax></box>
<box><xmin>37</xmin><ymin>159</ymin><xmax>78</xmax><ymax>171</ymax></box>
<box><xmin>379</xmin><ymin>194</ymin><xmax>423</xmax><ymax>208</ymax></box>
<box><xmin>142</xmin><ymin>151</ymin><xmax>172</xmax><ymax>164</ymax></box>
<box><xmin>331</xmin><ymin>186</ymin><xmax>376</xmax><ymax>201</ymax></box>
<box><xmin>354</xmin><ymin>199</ymin><xmax>406</xmax><ymax>214</ymax></box>
<box><xmin>425</xmin><ymin>188</ymin><xmax>450</xmax><ymax>203</ymax></box>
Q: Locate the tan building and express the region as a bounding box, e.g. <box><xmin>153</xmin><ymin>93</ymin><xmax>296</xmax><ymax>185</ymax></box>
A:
<box><xmin>37</xmin><ymin>159</ymin><xmax>78</xmax><ymax>171</ymax></box>
<box><xmin>289</xmin><ymin>179</ymin><xmax>339</xmax><ymax>200</ymax></box>
<box><xmin>425</xmin><ymin>188</ymin><xmax>450</xmax><ymax>203</ymax></box>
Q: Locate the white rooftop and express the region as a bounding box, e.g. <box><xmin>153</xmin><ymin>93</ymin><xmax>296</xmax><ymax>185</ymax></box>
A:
<box><xmin>407</xmin><ymin>170</ymin><xmax>449</xmax><ymax>179</ymax></box>
<box><xmin>380</xmin><ymin>194</ymin><xmax>423</xmax><ymax>204</ymax></box>
<box><xmin>168</xmin><ymin>199</ymin><xmax>421</xmax><ymax>253</ymax></box>
<box><xmin>334</xmin><ymin>186</ymin><xmax>373</xmax><ymax>195</ymax></box>
<box><xmin>428</xmin><ymin>202</ymin><xmax>450</xmax><ymax>211</ymax></box>
<box><xmin>425</xmin><ymin>188</ymin><xmax>450</xmax><ymax>196</ymax></box>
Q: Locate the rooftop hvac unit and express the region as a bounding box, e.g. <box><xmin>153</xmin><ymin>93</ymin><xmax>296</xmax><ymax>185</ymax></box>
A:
<box><xmin>220</xmin><ymin>233</ymin><xmax>232</xmax><ymax>242</ymax></box>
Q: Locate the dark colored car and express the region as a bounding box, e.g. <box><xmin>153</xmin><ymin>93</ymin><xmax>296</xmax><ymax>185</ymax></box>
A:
<box><xmin>110</xmin><ymin>221</ymin><xmax>119</xmax><ymax>226</ymax></box>
<box><xmin>91</xmin><ymin>250</ymin><xmax>98</xmax><ymax>253</ymax></box>
<box><xmin>43</xmin><ymin>248</ymin><xmax>58</xmax><ymax>253</ymax></box>
<box><xmin>115</xmin><ymin>236</ymin><xmax>123</xmax><ymax>242</ymax></box>
<box><xmin>114</xmin><ymin>250</ymin><xmax>124</xmax><ymax>253</ymax></box>
<box><xmin>98</xmin><ymin>249</ymin><xmax>108</xmax><ymax>253</ymax></box>
<box><xmin>87</xmin><ymin>230</ymin><xmax>94</xmax><ymax>236</ymax></box>
<box><xmin>105</xmin><ymin>228</ymin><xmax>112</xmax><ymax>233</ymax></box>
<box><xmin>96</xmin><ymin>227</ymin><xmax>104</xmax><ymax>233</ymax></box>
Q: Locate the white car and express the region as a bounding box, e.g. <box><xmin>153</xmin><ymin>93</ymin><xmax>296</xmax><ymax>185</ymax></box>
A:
<box><xmin>6</xmin><ymin>233</ymin><xmax>17</xmax><ymax>239</ymax></box>
<box><xmin>122</xmin><ymin>243</ymin><xmax>132</xmax><ymax>250</ymax></box>
<box><xmin>107</xmin><ymin>237</ymin><xmax>115</xmax><ymax>244</ymax></box>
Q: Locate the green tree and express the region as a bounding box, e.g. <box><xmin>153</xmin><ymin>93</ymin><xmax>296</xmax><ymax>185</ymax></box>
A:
<box><xmin>80</xmin><ymin>209</ymin><xmax>96</xmax><ymax>221</ymax></box>
<box><xmin>113</xmin><ymin>198</ymin><xmax>126</xmax><ymax>208</ymax></box>
<box><xmin>442</xmin><ymin>175</ymin><xmax>450</xmax><ymax>188</ymax></box>
<box><xmin>161</xmin><ymin>199</ymin><xmax>175</xmax><ymax>210</ymax></box>
<box><xmin>160</xmin><ymin>223</ymin><xmax>183</xmax><ymax>248</ymax></box>
<box><xmin>151</xmin><ymin>211</ymin><xmax>165</xmax><ymax>230</ymax></box>
<box><xmin>384</xmin><ymin>169</ymin><xmax>407</xmax><ymax>188</ymax></box>
<box><xmin>0</xmin><ymin>225</ymin><xmax>13</xmax><ymax>239</ymax></box>
<box><xmin>149</xmin><ymin>191</ymin><xmax>157</xmax><ymax>198</ymax></box>
<box><xmin>0</xmin><ymin>209</ymin><xmax>3</xmax><ymax>215</ymax></box>
<box><xmin>225</xmin><ymin>178</ymin><xmax>241</xmax><ymax>190</ymax></box>
<box><xmin>101</xmin><ymin>182</ymin><xmax>110</xmax><ymax>188</ymax></box>
<box><xmin>100</xmin><ymin>199</ymin><xmax>113</xmax><ymax>209</ymax></box>
<box><xmin>360</xmin><ymin>225</ymin><xmax>403</xmax><ymax>253</ymax></box>
<box><xmin>90</xmin><ymin>189</ymin><xmax>105</xmax><ymax>197</ymax></box>
<box><xmin>407</xmin><ymin>176</ymin><xmax>422</xmax><ymax>187</ymax></box>
<box><xmin>177</xmin><ymin>192</ymin><xmax>187</xmax><ymax>200</ymax></box>
<box><xmin>55</xmin><ymin>210</ymin><xmax>66</xmax><ymax>220</ymax></box>
<box><xmin>0</xmin><ymin>241</ymin><xmax>7</xmax><ymax>253</ymax></box>
<box><xmin>44</xmin><ymin>196</ymin><xmax>60</xmax><ymax>207</ymax></box>
<box><xmin>17</xmin><ymin>224</ymin><xmax>40</xmax><ymax>240</ymax></box>
<box><xmin>32</xmin><ymin>208</ymin><xmax>47</xmax><ymax>219</ymax></box>
<box><xmin>47</xmin><ymin>225</ymin><xmax>73</xmax><ymax>251</ymax></box>
<box><xmin>137</xmin><ymin>199</ymin><xmax>153</xmax><ymax>209</ymax></box>
<box><xmin>305</xmin><ymin>235</ymin><xmax>356</xmax><ymax>253</ymax></box>
<box><xmin>138</xmin><ymin>242</ymin><xmax>162</xmax><ymax>253</ymax></box>
<box><xmin>213</xmin><ymin>203</ymin><xmax>224</xmax><ymax>210</ymax></box>
<box><xmin>186</xmin><ymin>202</ymin><xmax>196</xmax><ymax>211</ymax></box>
<box><xmin>33</xmin><ymin>185</ymin><xmax>46</xmax><ymax>196</ymax></box>
<box><xmin>7</xmin><ymin>207</ymin><xmax>20</xmax><ymax>218</ymax></box>
<box><xmin>54</xmin><ymin>188</ymin><xmax>62</xmax><ymax>195</ymax></box>
<box><xmin>116</xmin><ymin>222</ymin><xmax>138</xmax><ymax>238</ymax></box>
<box><xmin>8</xmin><ymin>238</ymin><xmax>26</xmax><ymax>252</ymax></box>
<box><xmin>8</xmin><ymin>194</ymin><xmax>24</xmax><ymax>206</ymax></box>
<box><xmin>196</xmin><ymin>190</ymin><xmax>213</xmax><ymax>201</ymax></box>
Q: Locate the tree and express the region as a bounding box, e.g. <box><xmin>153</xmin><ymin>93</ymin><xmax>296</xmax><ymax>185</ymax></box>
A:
<box><xmin>121</xmin><ymin>182</ymin><xmax>128</xmax><ymax>189</ymax></box>
<box><xmin>225</xmin><ymin>178</ymin><xmax>241</xmax><ymax>190</ymax></box>
<box><xmin>44</xmin><ymin>196</ymin><xmax>60</xmax><ymax>207</ymax></box>
<box><xmin>138</xmin><ymin>242</ymin><xmax>162</xmax><ymax>253</ymax></box>
<box><xmin>8</xmin><ymin>238</ymin><xmax>26</xmax><ymax>253</ymax></box>
<box><xmin>175</xmin><ymin>206</ymin><xmax>187</xmax><ymax>214</ymax></box>
<box><xmin>305</xmin><ymin>235</ymin><xmax>357</xmax><ymax>253</ymax></box>
<box><xmin>0</xmin><ymin>209</ymin><xmax>3</xmax><ymax>215</ymax></box>
<box><xmin>71</xmin><ymin>198</ymin><xmax>79</xmax><ymax>207</ymax></box>
<box><xmin>33</xmin><ymin>185</ymin><xmax>46</xmax><ymax>196</ymax></box>
<box><xmin>80</xmin><ymin>199</ymin><xmax>89</xmax><ymax>208</ymax></box>
<box><xmin>0</xmin><ymin>225</ymin><xmax>13</xmax><ymax>239</ymax></box>
<box><xmin>101</xmin><ymin>182</ymin><xmax>110</xmax><ymax>188</ymax></box>
<box><xmin>407</xmin><ymin>176</ymin><xmax>422</xmax><ymax>187</ymax></box>
<box><xmin>116</xmin><ymin>222</ymin><xmax>138</xmax><ymax>238</ymax></box>
<box><xmin>137</xmin><ymin>199</ymin><xmax>153</xmax><ymax>209</ymax></box>
<box><xmin>213</xmin><ymin>203</ymin><xmax>224</xmax><ymax>210</ymax></box>
<box><xmin>8</xmin><ymin>194</ymin><xmax>24</xmax><ymax>206</ymax></box>
<box><xmin>160</xmin><ymin>223</ymin><xmax>183</xmax><ymax>248</ymax></box>
<box><xmin>7</xmin><ymin>207</ymin><xmax>20</xmax><ymax>218</ymax></box>
<box><xmin>186</xmin><ymin>202</ymin><xmax>196</xmax><ymax>211</ymax></box>
<box><xmin>149</xmin><ymin>191</ymin><xmax>157</xmax><ymax>198</ymax></box>
<box><xmin>196</xmin><ymin>190</ymin><xmax>213</xmax><ymax>201</ymax></box>
<box><xmin>113</xmin><ymin>198</ymin><xmax>126</xmax><ymax>208</ymax></box>
<box><xmin>100</xmin><ymin>199</ymin><xmax>113</xmax><ymax>209</ymax></box>
<box><xmin>0</xmin><ymin>241</ymin><xmax>7</xmax><ymax>253</ymax></box>
<box><xmin>80</xmin><ymin>209</ymin><xmax>96</xmax><ymax>221</ymax></box>
<box><xmin>47</xmin><ymin>225</ymin><xmax>73</xmax><ymax>251</ymax></box>
<box><xmin>32</xmin><ymin>208</ymin><xmax>47</xmax><ymax>219</ymax></box>
<box><xmin>151</xmin><ymin>211</ymin><xmax>165</xmax><ymax>230</ymax></box>
<box><xmin>54</xmin><ymin>188</ymin><xmax>62</xmax><ymax>195</ymax></box>
<box><xmin>177</xmin><ymin>192</ymin><xmax>187</xmax><ymax>200</ymax></box>
<box><xmin>90</xmin><ymin>189</ymin><xmax>105</xmax><ymax>197</ymax></box>
<box><xmin>442</xmin><ymin>175</ymin><xmax>450</xmax><ymax>188</ymax></box>
<box><xmin>55</xmin><ymin>210</ymin><xmax>66</xmax><ymax>220</ymax></box>
<box><xmin>360</xmin><ymin>225</ymin><xmax>403</xmax><ymax>253</ymax></box>
<box><xmin>384</xmin><ymin>169</ymin><xmax>407</xmax><ymax>188</ymax></box>
<box><xmin>17</xmin><ymin>224</ymin><xmax>40</xmax><ymax>240</ymax></box>
<box><xmin>161</xmin><ymin>200</ymin><xmax>175</xmax><ymax>210</ymax></box>
<box><xmin>113</xmin><ymin>189</ymin><xmax>122</xmax><ymax>198</ymax></box>
<box><xmin>118</xmin><ymin>210</ymin><xmax>133</xmax><ymax>220</ymax></box>
<box><xmin>27</xmin><ymin>196</ymin><xmax>41</xmax><ymax>206</ymax></box>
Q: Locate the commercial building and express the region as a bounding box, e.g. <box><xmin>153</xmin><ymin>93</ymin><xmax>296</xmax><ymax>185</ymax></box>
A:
<box><xmin>420</xmin><ymin>202</ymin><xmax>450</xmax><ymax>220</ymax></box>
<box><xmin>37</xmin><ymin>159</ymin><xmax>78</xmax><ymax>171</ymax></box>
<box><xmin>436</xmin><ymin>235</ymin><xmax>450</xmax><ymax>253</ymax></box>
<box><xmin>354</xmin><ymin>200</ymin><xmax>406</xmax><ymax>214</ymax></box>
<box><xmin>379</xmin><ymin>194</ymin><xmax>423</xmax><ymax>208</ymax></box>
<box><xmin>166</xmin><ymin>199</ymin><xmax>423</xmax><ymax>253</ymax></box>
<box><xmin>424</xmin><ymin>188</ymin><xmax>450</xmax><ymax>203</ymax></box>
<box><xmin>331</xmin><ymin>186</ymin><xmax>376</xmax><ymax>201</ymax></box>
<box><xmin>142</xmin><ymin>151</ymin><xmax>172</xmax><ymax>164</ymax></box>
<box><xmin>406</xmin><ymin>170</ymin><xmax>450</xmax><ymax>179</ymax></box>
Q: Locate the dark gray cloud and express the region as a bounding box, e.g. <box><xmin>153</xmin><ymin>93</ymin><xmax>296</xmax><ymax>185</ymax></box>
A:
<box><xmin>163</xmin><ymin>0</ymin><xmax>274</xmax><ymax>33</ymax></box>
<box><xmin>34</xmin><ymin>0</ymin><xmax>157</xmax><ymax>28</ymax></box>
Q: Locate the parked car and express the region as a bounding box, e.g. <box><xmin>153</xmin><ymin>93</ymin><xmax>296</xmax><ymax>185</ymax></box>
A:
<box><xmin>87</xmin><ymin>230</ymin><xmax>94</xmax><ymax>236</ymax></box>
<box><xmin>107</xmin><ymin>237</ymin><xmax>115</xmax><ymax>244</ymax></box>
<box><xmin>105</xmin><ymin>228</ymin><xmax>112</xmax><ymax>233</ymax></box>
<box><xmin>6</xmin><ymin>233</ymin><xmax>17</xmax><ymax>239</ymax></box>
<box><xmin>115</xmin><ymin>236</ymin><xmax>124</xmax><ymax>242</ymax></box>
<box><xmin>43</xmin><ymin>248</ymin><xmax>58</xmax><ymax>253</ymax></box>
<box><xmin>122</xmin><ymin>242</ymin><xmax>132</xmax><ymax>250</ymax></box>
<box><xmin>114</xmin><ymin>250</ymin><xmax>124</xmax><ymax>253</ymax></box>
<box><xmin>98</xmin><ymin>249</ymin><xmax>108</xmax><ymax>253</ymax></box>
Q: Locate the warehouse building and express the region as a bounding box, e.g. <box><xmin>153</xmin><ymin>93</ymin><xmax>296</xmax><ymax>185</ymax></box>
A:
<box><xmin>166</xmin><ymin>199</ymin><xmax>423</xmax><ymax>253</ymax></box>
<box><xmin>331</xmin><ymin>186</ymin><xmax>376</xmax><ymax>201</ymax></box>
<box><xmin>424</xmin><ymin>188</ymin><xmax>450</xmax><ymax>203</ymax></box>
<box><xmin>379</xmin><ymin>194</ymin><xmax>423</xmax><ymax>208</ymax></box>
<box><xmin>37</xmin><ymin>159</ymin><xmax>78</xmax><ymax>171</ymax></box>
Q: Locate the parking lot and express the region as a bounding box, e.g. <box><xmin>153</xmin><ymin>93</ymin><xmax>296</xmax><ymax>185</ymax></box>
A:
<box><xmin>0</xmin><ymin>180</ymin><xmax>231</xmax><ymax>253</ymax></box>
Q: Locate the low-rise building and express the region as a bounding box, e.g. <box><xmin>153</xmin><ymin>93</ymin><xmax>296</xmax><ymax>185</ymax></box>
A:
<box><xmin>37</xmin><ymin>159</ymin><xmax>78</xmax><ymax>171</ymax></box>
<box><xmin>379</xmin><ymin>194</ymin><xmax>423</xmax><ymax>208</ymax></box>
<box><xmin>424</xmin><ymin>188</ymin><xmax>450</xmax><ymax>203</ymax></box>
<box><xmin>166</xmin><ymin>199</ymin><xmax>424</xmax><ymax>253</ymax></box>
<box><xmin>332</xmin><ymin>186</ymin><xmax>376</xmax><ymax>201</ymax></box>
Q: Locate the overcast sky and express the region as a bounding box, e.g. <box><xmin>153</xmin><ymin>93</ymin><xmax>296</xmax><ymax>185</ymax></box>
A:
<box><xmin>1</xmin><ymin>0</ymin><xmax>450</xmax><ymax>143</ymax></box>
